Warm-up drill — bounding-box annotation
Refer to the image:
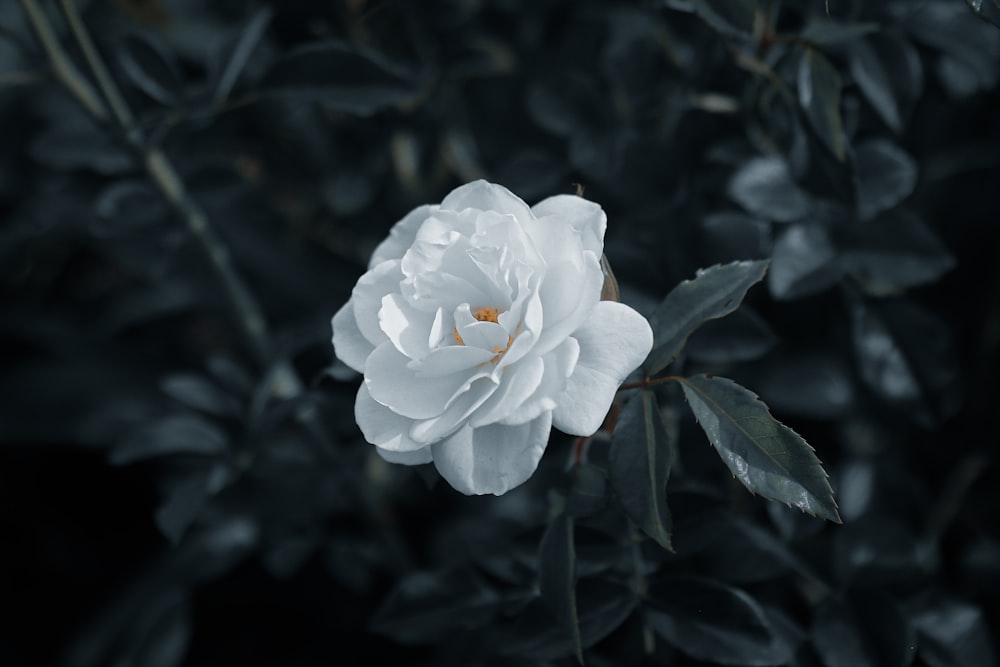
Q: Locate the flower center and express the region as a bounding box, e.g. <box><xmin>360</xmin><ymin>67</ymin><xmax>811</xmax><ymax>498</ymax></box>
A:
<box><xmin>452</xmin><ymin>306</ymin><xmax>513</xmax><ymax>357</ymax></box>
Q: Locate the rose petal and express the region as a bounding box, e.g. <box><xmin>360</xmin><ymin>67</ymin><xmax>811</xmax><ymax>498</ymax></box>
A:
<box><xmin>355</xmin><ymin>383</ymin><xmax>424</xmax><ymax>452</ymax></box>
<box><xmin>379</xmin><ymin>293</ymin><xmax>435</xmax><ymax>360</ymax></box>
<box><xmin>441</xmin><ymin>180</ymin><xmax>534</xmax><ymax>227</ymax></box>
<box><xmin>331</xmin><ymin>300</ymin><xmax>372</xmax><ymax>373</ymax></box>
<box><xmin>552</xmin><ymin>301</ymin><xmax>654</xmax><ymax>436</ymax></box>
<box><xmin>366</xmin><ymin>342</ymin><xmax>475</xmax><ymax>419</ymax></box>
<box><xmin>403</xmin><ymin>271</ymin><xmax>493</xmax><ymax>314</ymax></box>
<box><xmin>431</xmin><ymin>411</ymin><xmax>552</xmax><ymax>495</ymax></box>
<box><xmin>410</xmin><ymin>377</ymin><xmax>498</xmax><ymax>444</ymax></box>
<box><xmin>499</xmin><ymin>337</ymin><xmax>580</xmax><ymax>426</ymax></box>
<box><xmin>531</xmin><ymin>194</ymin><xmax>607</xmax><ymax>257</ymax></box>
<box><xmin>352</xmin><ymin>260</ymin><xmax>403</xmax><ymax>346</ymax></box>
<box><xmin>526</xmin><ymin>216</ymin><xmax>585</xmax><ymax>268</ymax></box>
<box><xmin>412</xmin><ymin>345</ymin><xmax>495</xmax><ymax>377</ymax></box>
<box><xmin>469</xmin><ymin>355</ymin><xmax>546</xmax><ymax>427</ymax></box>
<box><xmin>375</xmin><ymin>446</ymin><xmax>432</xmax><ymax>465</ymax></box>
<box><xmin>370</xmin><ymin>204</ymin><xmax>434</xmax><ymax>269</ymax></box>
<box><xmin>533</xmin><ymin>252</ymin><xmax>604</xmax><ymax>356</ymax></box>
<box><xmin>400</xmin><ymin>215</ymin><xmax>463</xmax><ymax>277</ymax></box>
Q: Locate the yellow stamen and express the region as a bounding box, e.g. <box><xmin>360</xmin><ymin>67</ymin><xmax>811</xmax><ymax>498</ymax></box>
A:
<box><xmin>453</xmin><ymin>306</ymin><xmax>503</xmax><ymax>346</ymax></box>
<box><xmin>474</xmin><ymin>307</ymin><xmax>500</xmax><ymax>323</ymax></box>
<box><xmin>492</xmin><ymin>336</ymin><xmax>514</xmax><ymax>353</ymax></box>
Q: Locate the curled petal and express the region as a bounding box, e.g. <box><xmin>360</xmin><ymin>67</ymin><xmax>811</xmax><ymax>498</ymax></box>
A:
<box><xmin>431</xmin><ymin>411</ymin><xmax>552</xmax><ymax>495</ymax></box>
<box><xmin>499</xmin><ymin>337</ymin><xmax>579</xmax><ymax>426</ymax></box>
<box><xmin>526</xmin><ymin>215</ymin><xmax>585</xmax><ymax>269</ymax></box>
<box><xmin>355</xmin><ymin>384</ymin><xmax>424</xmax><ymax>452</ymax></box>
<box><xmin>352</xmin><ymin>260</ymin><xmax>403</xmax><ymax>346</ymax></box>
<box><xmin>469</xmin><ymin>355</ymin><xmax>546</xmax><ymax>427</ymax></box>
<box><xmin>376</xmin><ymin>446</ymin><xmax>432</xmax><ymax>465</ymax></box>
<box><xmin>441</xmin><ymin>180</ymin><xmax>534</xmax><ymax>226</ymax></box>
<box><xmin>379</xmin><ymin>293</ymin><xmax>434</xmax><ymax>360</ymax></box>
<box><xmin>410</xmin><ymin>377</ymin><xmax>498</xmax><ymax>444</ymax></box>
<box><xmin>332</xmin><ymin>300</ymin><xmax>372</xmax><ymax>373</ymax></box>
<box><xmin>533</xmin><ymin>252</ymin><xmax>604</xmax><ymax>356</ymax></box>
<box><xmin>366</xmin><ymin>342</ymin><xmax>478</xmax><ymax>419</ymax></box>
<box><xmin>531</xmin><ymin>194</ymin><xmax>607</xmax><ymax>257</ymax></box>
<box><xmin>370</xmin><ymin>204</ymin><xmax>433</xmax><ymax>269</ymax></box>
<box><xmin>553</xmin><ymin>301</ymin><xmax>654</xmax><ymax>436</ymax></box>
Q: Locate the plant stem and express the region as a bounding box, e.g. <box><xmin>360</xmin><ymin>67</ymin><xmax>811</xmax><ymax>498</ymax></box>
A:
<box><xmin>18</xmin><ymin>0</ymin><xmax>107</xmax><ymax>120</ymax></box>
<box><xmin>21</xmin><ymin>0</ymin><xmax>302</xmax><ymax>396</ymax></box>
<box><xmin>58</xmin><ymin>0</ymin><xmax>133</xmax><ymax>127</ymax></box>
<box><xmin>627</xmin><ymin>521</ymin><xmax>655</xmax><ymax>655</ymax></box>
<box><xmin>618</xmin><ymin>375</ymin><xmax>682</xmax><ymax>392</ymax></box>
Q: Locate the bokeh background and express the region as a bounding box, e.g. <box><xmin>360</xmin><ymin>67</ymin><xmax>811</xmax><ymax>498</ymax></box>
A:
<box><xmin>1</xmin><ymin>0</ymin><xmax>999</xmax><ymax>665</ymax></box>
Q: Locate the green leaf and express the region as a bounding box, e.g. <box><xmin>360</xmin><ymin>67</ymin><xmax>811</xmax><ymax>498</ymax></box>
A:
<box><xmin>646</xmin><ymin>260</ymin><xmax>769</xmax><ymax>374</ymax></box>
<box><xmin>800</xmin><ymin>18</ymin><xmax>879</xmax><ymax>45</ymax></box>
<box><xmin>727</xmin><ymin>156</ymin><xmax>811</xmax><ymax>223</ymax></box>
<box><xmin>213</xmin><ymin>6</ymin><xmax>274</xmax><ymax>105</ymax></box>
<box><xmin>839</xmin><ymin>210</ymin><xmax>956</xmax><ymax>293</ymax></box>
<box><xmin>798</xmin><ymin>48</ymin><xmax>846</xmax><ymax>161</ymax></box>
<box><xmin>692</xmin><ymin>0</ymin><xmax>756</xmax><ymax>37</ymax></box>
<box><xmin>767</xmin><ymin>223</ymin><xmax>841</xmax><ymax>301</ymax></box>
<box><xmin>685</xmin><ymin>306</ymin><xmax>777</xmax><ymax>364</ymax></box>
<box><xmin>679</xmin><ymin>374</ymin><xmax>840</xmax><ymax>522</ymax></box>
<box><xmin>848</xmin><ymin>294</ymin><xmax>963</xmax><ymax>426</ymax></box>
<box><xmin>904</xmin><ymin>592</ymin><xmax>998</xmax><ymax>667</ymax></box>
<box><xmin>609</xmin><ymin>390</ymin><xmax>674</xmax><ymax>550</ymax></box>
<box><xmin>258</xmin><ymin>41</ymin><xmax>417</xmax><ymax>115</ymax></box>
<box><xmin>539</xmin><ymin>512</ymin><xmax>583</xmax><ymax>665</ymax></box>
<box><xmin>645</xmin><ymin>575</ymin><xmax>792</xmax><ymax>665</ymax></box>
<box><xmin>855</xmin><ymin>139</ymin><xmax>917</xmax><ymax>220</ymax></box>
<box><xmin>119</xmin><ymin>32</ymin><xmax>182</xmax><ymax>106</ymax></box>
<box><xmin>566</xmin><ymin>463</ymin><xmax>609</xmax><ymax>518</ymax></box>
<box><xmin>849</xmin><ymin>33</ymin><xmax>924</xmax><ymax>134</ymax></box>
<box><xmin>160</xmin><ymin>374</ymin><xmax>242</xmax><ymax>418</ymax></box>
<box><xmin>966</xmin><ymin>0</ymin><xmax>1000</xmax><ymax>29</ymax></box>
<box><xmin>111</xmin><ymin>414</ymin><xmax>228</xmax><ymax>465</ymax></box>
<box><xmin>501</xmin><ymin>581</ymin><xmax>637</xmax><ymax>661</ymax></box>
<box><xmin>370</xmin><ymin>567</ymin><xmax>501</xmax><ymax>643</ymax></box>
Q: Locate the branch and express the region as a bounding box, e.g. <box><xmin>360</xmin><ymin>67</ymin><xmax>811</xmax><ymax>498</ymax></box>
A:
<box><xmin>20</xmin><ymin>0</ymin><xmax>302</xmax><ymax>397</ymax></box>
<box><xmin>18</xmin><ymin>0</ymin><xmax>107</xmax><ymax>120</ymax></box>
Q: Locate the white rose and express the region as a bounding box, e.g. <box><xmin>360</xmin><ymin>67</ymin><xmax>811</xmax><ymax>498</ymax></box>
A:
<box><xmin>332</xmin><ymin>180</ymin><xmax>653</xmax><ymax>495</ymax></box>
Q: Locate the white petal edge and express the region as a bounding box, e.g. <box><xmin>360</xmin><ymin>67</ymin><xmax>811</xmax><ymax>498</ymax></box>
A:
<box><xmin>440</xmin><ymin>180</ymin><xmax>534</xmax><ymax>227</ymax></box>
<box><xmin>552</xmin><ymin>301</ymin><xmax>653</xmax><ymax>436</ymax></box>
<box><xmin>375</xmin><ymin>446</ymin><xmax>432</xmax><ymax>465</ymax></box>
<box><xmin>366</xmin><ymin>341</ymin><xmax>483</xmax><ymax>420</ymax></box>
<box><xmin>355</xmin><ymin>383</ymin><xmax>425</xmax><ymax>452</ymax></box>
<box><xmin>331</xmin><ymin>300</ymin><xmax>371</xmax><ymax>373</ymax></box>
<box><xmin>431</xmin><ymin>411</ymin><xmax>553</xmax><ymax>495</ymax></box>
<box><xmin>531</xmin><ymin>194</ymin><xmax>607</xmax><ymax>257</ymax></box>
<box><xmin>369</xmin><ymin>204</ymin><xmax>434</xmax><ymax>269</ymax></box>
<box><xmin>352</xmin><ymin>260</ymin><xmax>403</xmax><ymax>346</ymax></box>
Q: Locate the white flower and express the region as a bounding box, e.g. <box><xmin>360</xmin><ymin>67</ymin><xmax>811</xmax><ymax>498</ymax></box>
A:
<box><xmin>332</xmin><ymin>180</ymin><xmax>653</xmax><ymax>495</ymax></box>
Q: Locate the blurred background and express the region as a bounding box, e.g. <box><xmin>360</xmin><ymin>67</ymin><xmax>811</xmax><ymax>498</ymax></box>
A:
<box><xmin>1</xmin><ymin>0</ymin><xmax>999</xmax><ymax>665</ymax></box>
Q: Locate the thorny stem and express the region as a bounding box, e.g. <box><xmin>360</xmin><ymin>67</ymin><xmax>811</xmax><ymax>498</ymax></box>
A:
<box><xmin>618</xmin><ymin>375</ymin><xmax>683</xmax><ymax>392</ymax></box>
<box><xmin>21</xmin><ymin>0</ymin><xmax>301</xmax><ymax>397</ymax></box>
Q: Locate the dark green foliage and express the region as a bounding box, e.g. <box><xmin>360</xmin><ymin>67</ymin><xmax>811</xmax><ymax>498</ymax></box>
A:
<box><xmin>610</xmin><ymin>390</ymin><xmax>675</xmax><ymax>549</ymax></box>
<box><xmin>2</xmin><ymin>0</ymin><xmax>998</xmax><ymax>665</ymax></box>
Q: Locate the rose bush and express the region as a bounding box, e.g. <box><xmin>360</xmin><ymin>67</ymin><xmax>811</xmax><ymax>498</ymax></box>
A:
<box><xmin>332</xmin><ymin>181</ymin><xmax>653</xmax><ymax>495</ymax></box>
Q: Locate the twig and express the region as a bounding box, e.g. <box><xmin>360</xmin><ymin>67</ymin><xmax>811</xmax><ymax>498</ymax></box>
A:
<box><xmin>58</xmin><ymin>0</ymin><xmax>133</xmax><ymax>127</ymax></box>
<box><xmin>18</xmin><ymin>0</ymin><xmax>107</xmax><ymax>120</ymax></box>
<box><xmin>20</xmin><ymin>0</ymin><xmax>302</xmax><ymax>396</ymax></box>
<box><xmin>618</xmin><ymin>375</ymin><xmax>682</xmax><ymax>392</ymax></box>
